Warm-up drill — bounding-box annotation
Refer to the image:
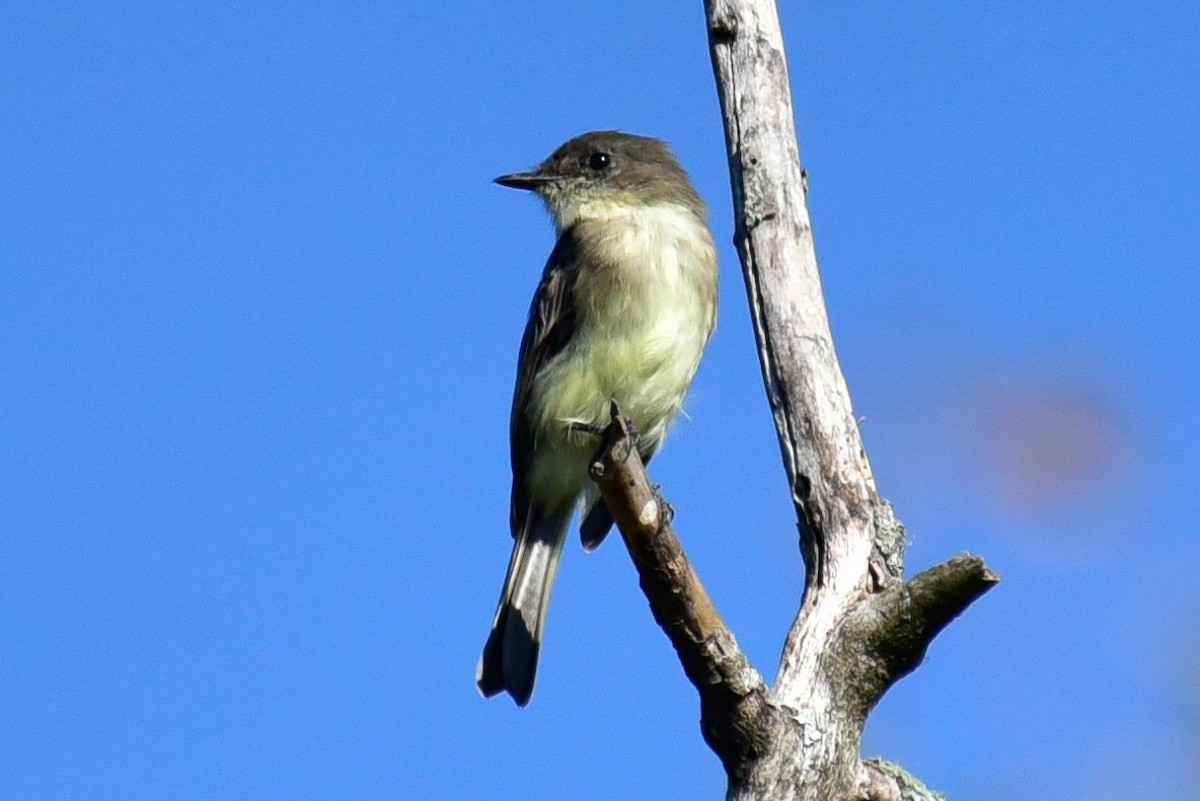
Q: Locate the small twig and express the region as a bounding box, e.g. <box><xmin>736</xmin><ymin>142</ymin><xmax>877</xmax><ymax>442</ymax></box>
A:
<box><xmin>589</xmin><ymin>401</ymin><xmax>768</xmax><ymax>769</ymax></box>
<box><xmin>861</xmin><ymin>758</ymin><xmax>948</xmax><ymax>801</ymax></box>
<box><xmin>833</xmin><ymin>554</ymin><xmax>1001</xmax><ymax>721</ymax></box>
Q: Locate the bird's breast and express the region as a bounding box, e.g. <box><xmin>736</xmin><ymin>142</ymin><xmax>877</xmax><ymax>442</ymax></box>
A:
<box><xmin>529</xmin><ymin>203</ymin><xmax>718</xmax><ymax>448</ymax></box>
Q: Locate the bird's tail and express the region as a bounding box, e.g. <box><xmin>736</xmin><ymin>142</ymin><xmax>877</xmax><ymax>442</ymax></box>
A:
<box><xmin>476</xmin><ymin>507</ymin><xmax>571</xmax><ymax>706</ymax></box>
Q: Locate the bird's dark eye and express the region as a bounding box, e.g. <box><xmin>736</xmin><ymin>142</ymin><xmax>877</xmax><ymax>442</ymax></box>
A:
<box><xmin>588</xmin><ymin>152</ymin><xmax>611</xmax><ymax>172</ymax></box>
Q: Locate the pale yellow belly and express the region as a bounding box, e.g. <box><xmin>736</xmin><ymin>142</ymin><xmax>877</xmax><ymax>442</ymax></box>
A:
<box><xmin>525</xmin><ymin>299</ymin><xmax>710</xmax><ymax>509</ymax></box>
<box><xmin>519</xmin><ymin>200</ymin><xmax>718</xmax><ymax>512</ymax></box>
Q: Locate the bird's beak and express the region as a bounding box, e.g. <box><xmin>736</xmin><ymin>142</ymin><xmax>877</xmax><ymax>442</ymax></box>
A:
<box><xmin>494</xmin><ymin>171</ymin><xmax>563</xmax><ymax>191</ymax></box>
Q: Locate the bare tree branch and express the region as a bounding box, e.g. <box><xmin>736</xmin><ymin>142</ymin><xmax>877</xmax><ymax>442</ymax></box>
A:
<box><xmin>706</xmin><ymin>0</ymin><xmax>879</xmax><ymax>600</ymax></box>
<box><xmin>702</xmin><ymin>0</ymin><xmax>999</xmax><ymax>795</ymax></box>
<box><xmin>588</xmin><ymin>402</ymin><xmax>770</xmax><ymax>770</ymax></box>
<box><xmin>587</xmin><ymin>2</ymin><xmax>999</xmax><ymax>798</ymax></box>
<box><xmin>833</xmin><ymin>555</ymin><xmax>1001</xmax><ymax>722</ymax></box>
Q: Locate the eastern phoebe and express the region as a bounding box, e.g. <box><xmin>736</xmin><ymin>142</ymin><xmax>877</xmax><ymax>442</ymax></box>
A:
<box><xmin>477</xmin><ymin>131</ymin><xmax>718</xmax><ymax>706</ymax></box>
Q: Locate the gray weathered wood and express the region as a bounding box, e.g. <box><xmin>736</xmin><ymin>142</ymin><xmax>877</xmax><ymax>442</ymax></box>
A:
<box><xmin>702</xmin><ymin>1</ymin><xmax>999</xmax><ymax>797</ymax></box>
<box><xmin>587</xmin><ymin>2</ymin><xmax>999</xmax><ymax>799</ymax></box>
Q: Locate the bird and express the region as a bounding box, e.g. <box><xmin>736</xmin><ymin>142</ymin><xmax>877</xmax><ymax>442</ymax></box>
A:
<box><xmin>477</xmin><ymin>131</ymin><xmax>718</xmax><ymax>706</ymax></box>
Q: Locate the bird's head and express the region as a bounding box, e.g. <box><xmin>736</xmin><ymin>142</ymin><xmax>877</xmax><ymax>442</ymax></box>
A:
<box><xmin>494</xmin><ymin>130</ymin><xmax>706</xmax><ymax>231</ymax></box>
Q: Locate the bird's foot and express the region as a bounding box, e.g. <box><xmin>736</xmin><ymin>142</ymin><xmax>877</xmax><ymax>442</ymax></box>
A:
<box><xmin>621</xmin><ymin>416</ymin><xmax>641</xmax><ymax>445</ymax></box>
<box><xmin>570</xmin><ymin>415</ymin><xmax>640</xmax><ymax>448</ymax></box>
<box><xmin>569</xmin><ymin>421</ymin><xmax>607</xmax><ymax>438</ymax></box>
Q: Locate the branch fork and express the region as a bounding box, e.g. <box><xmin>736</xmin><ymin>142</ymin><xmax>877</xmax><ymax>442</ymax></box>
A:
<box><xmin>580</xmin><ymin>2</ymin><xmax>1000</xmax><ymax>798</ymax></box>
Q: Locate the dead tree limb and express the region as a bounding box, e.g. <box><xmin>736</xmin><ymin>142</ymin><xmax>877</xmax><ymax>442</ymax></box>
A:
<box><xmin>589</xmin><ymin>404</ymin><xmax>771</xmax><ymax>774</ymax></box>
<box><xmin>587</xmin><ymin>1</ymin><xmax>1000</xmax><ymax>799</ymax></box>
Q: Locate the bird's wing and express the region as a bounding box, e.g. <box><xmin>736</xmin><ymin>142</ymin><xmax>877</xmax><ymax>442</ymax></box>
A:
<box><xmin>509</xmin><ymin>228</ymin><xmax>581</xmax><ymax>537</ymax></box>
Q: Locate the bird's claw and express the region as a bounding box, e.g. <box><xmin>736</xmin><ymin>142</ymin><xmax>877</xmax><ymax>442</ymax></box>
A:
<box><xmin>652</xmin><ymin>487</ymin><xmax>675</xmax><ymax>523</ymax></box>
<box><xmin>570</xmin><ymin>417</ymin><xmax>640</xmax><ymax>446</ymax></box>
<box><xmin>569</xmin><ymin>421</ymin><xmax>607</xmax><ymax>438</ymax></box>
<box><xmin>622</xmin><ymin>416</ymin><xmax>641</xmax><ymax>446</ymax></box>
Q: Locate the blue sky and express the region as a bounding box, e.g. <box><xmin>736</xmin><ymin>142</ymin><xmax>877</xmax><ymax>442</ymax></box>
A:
<box><xmin>2</xmin><ymin>3</ymin><xmax>1197</xmax><ymax>800</ymax></box>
